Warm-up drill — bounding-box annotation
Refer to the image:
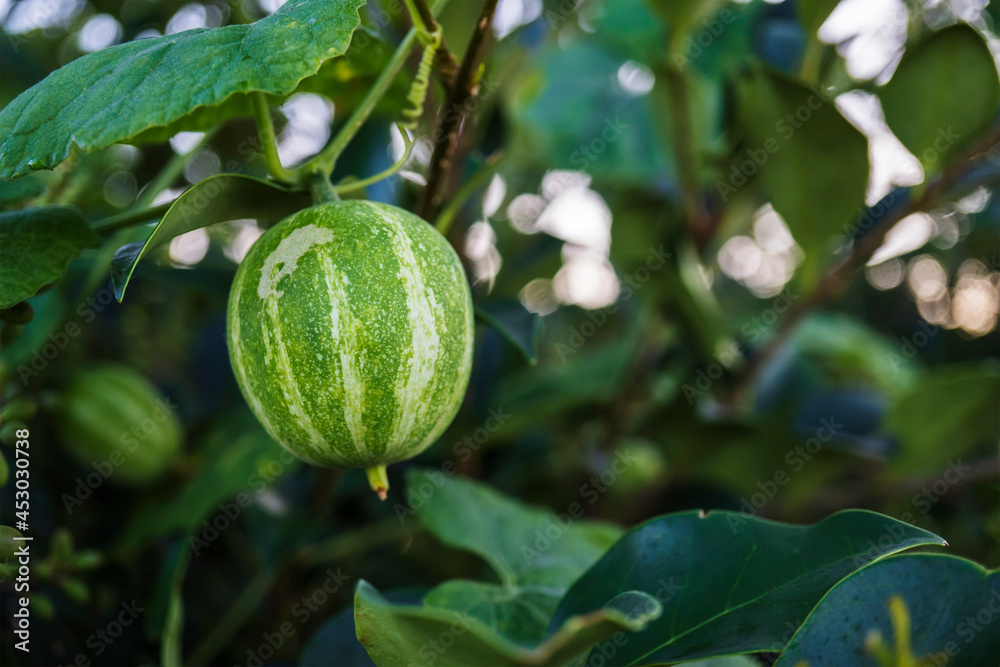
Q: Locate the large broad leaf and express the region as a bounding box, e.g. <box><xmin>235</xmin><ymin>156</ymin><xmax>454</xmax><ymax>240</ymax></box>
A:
<box><xmin>402</xmin><ymin>469</ymin><xmax>623</xmax><ymax>645</ymax></box>
<box><xmin>0</xmin><ymin>0</ymin><xmax>365</xmax><ymax>178</ymax></box>
<box><xmin>777</xmin><ymin>554</ymin><xmax>1000</xmax><ymax>667</ymax></box>
<box><xmin>883</xmin><ymin>362</ymin><xmax>1000</xmax><ymax>476</ymax></box>
<box><xmin>355</xmin><ymin>581</ymin><xmax>661</xmax><ymax>667</ymax></box>
<box><xmin>550</xmin><ymin>509</ymin><xmax>944</xmax><ymax>666</ymax></box>
<box><xmin>880</xmin><ymin>25</ymin><xmax>1000</xmax><ymax>176</ymax></box>
<box><xmin>407</xmin><ymin>469</ymin><xmax>622</xmax><ymax>591</ymax></box>
<box><xmin>735</xmin><ymin>68</ymin><xmax>869</xmax><ymax>285</ymax></box>
<box><xmin>111</xmin><ymin>173</ymin><xmax>310</xmax><ymax>301</ymax></box>
<box><xmin>0</xmin><ymin>206</ymin><xmax>98</xmax><ymax>308</ymax></box>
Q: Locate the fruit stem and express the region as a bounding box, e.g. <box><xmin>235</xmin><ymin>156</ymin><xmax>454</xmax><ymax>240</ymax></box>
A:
<box><xmin>365</xmin><ymin>466</ymin><xmax>390</xmax><ymax>501</ymax></box>
<box><xmin>309</xmin><ymin>173</ymin><xmax>340</xmax><ymax>204</ymax></box>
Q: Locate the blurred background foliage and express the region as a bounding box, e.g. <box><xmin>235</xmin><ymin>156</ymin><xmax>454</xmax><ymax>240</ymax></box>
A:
<box><xmin>0</xmin><ymin>0</ymin><xmax>998</xmax><ymax>664</ymax></box>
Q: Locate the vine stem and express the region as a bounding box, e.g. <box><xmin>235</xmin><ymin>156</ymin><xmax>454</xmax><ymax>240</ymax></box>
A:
<box><xmin>91</xmin><ymin>202</ymin><xmax>172</xmax><ymax>235</ymax></box>
<box><xmin>187</xmin><ymin>572</ymin><xmax>272</xmax><ymax>666</ymax></box>
<box><xmin>434</xmin><ymin>150</ymin><xmax>502</xmax><ymax>236</ymax></box>
<box><xmin>663</xmin><ymin>61</ymin><xmax>710</xmax><ymax>248</ymax></box>
<box><xmin>304</xmin><ymin>0</ymin><xmax>450</xmax><ymax>178</ymax></box>
<box><xmin>416</xmin><ymin>0</ymin><xmax>500</xmax><ymax>221</ymax></box>
<box><xmin>728</xmin><ymin>127</ymin><xmax>1000</xmax><ymax>403</ymax></box>
<box><xmin>253</xmin><ymin>91</ymin><xmax>298</xmax><ymax>185</ymax></box>
<box><xmin>135</xmin><ymin>127</ymin><xmax>218</xmax><ymax>209</ymax></box>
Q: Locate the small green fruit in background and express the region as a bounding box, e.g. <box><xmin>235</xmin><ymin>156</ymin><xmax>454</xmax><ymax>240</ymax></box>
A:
<box><xmin>56</xmin><ymin>364</ymin><xmax>182</xmax><ymax>483</ymax></box>
<box><xmin>609</xmin><ymin>438</ymin><xmax>668</xmax><ymax>495</ymax></box>
<box><xmin>227</xmin><ymin>201</ymin><xmax>474</xmax><ymax>499</ymax></box>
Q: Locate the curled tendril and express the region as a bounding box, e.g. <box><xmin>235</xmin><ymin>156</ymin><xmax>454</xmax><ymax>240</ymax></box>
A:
<box><xmin>400</xmin><ymin>27</ymin><xmax>442</xmax><ymax>131</ymax></box>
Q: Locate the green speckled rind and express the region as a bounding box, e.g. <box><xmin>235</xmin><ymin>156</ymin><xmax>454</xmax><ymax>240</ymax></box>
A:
<box><xmin>226</xmin><ymin>201</ymin><xmax>474</xmax><ymax>469</ymax></box>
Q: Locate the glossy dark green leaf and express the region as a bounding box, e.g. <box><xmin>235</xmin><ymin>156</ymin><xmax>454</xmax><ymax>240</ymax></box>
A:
<box><xmin>111</xmin><ymin>173</ymin><xmax>309</xmax><ymax>301</ymax></box>
<box><xmin>777</xmin><ymin>554</ymin><xmax>999</xmax><ymax>667</ymax></box>
<box><xmin>880</xmin><ymin>25</ymin><xmax>1000</xmax><ymax>176</ymax></box>
<box><xmin>475</xmin><ymin>300</ymin><xmax>542</xmax><ymax>366</ymax></box>
<box><xmin>355</xmin><ymin>581</ymin><xmax>661</xmax><ymax>667</ymax></box>
<box><xmin>735</xmin><ymin>68</ymin><xmax>869</xmax><ymax>285</ymax></box>
<box><xmin>0</xmin><ymin>206</ymin><xmax>99</xmax><ymax>308</ymax></box>
<box><xmin>883</xmin><ymin>362</ymin><xmax>1000</xmax><ymax>476</ymax></box>
<box><xmin>550</xmin><ymin>509</ymin><xmax>944</xmax><ymax>665</ymax></box>
<box><xmin>0</xmin><ymin>0</ymin><xmax>365</xmax><ymax>178</ymax></box>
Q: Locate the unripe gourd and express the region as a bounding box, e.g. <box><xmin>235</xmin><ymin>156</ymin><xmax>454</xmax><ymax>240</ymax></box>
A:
<box><xmin>226</xmin><ymin>201</ymin><xmax>474</xmax><ymax>498</ymax></box>
<box><xmin>56</xmin><ymin>365</ymin><xmax>183</xmax><ymax>483</ymax></box>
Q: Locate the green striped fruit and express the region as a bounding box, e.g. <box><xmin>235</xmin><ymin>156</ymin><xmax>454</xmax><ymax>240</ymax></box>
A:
<box><xmin>56</xmin><ymin>364</ymin><xmax>183</xmax><ymax>483</ymax></box>
<box><xmin>226</xmin><ymin>201</ymin><xmax>474</xmax><ymax>498</ymax></box>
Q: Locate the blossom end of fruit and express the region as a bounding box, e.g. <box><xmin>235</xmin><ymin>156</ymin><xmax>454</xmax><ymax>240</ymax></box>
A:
<box><xmin>366</xmin><ymin>465</ymin><xmax>390</xmax><ymax>501</ymax></box>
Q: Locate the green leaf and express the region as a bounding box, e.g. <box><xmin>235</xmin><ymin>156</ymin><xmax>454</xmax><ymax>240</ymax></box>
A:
<box><xmin>302</xmin><ymin>589</ymin><xmax>425</xmax><ymax>667</ymax></box>
<box><xmin>408</xmin><ymin>469</ymin><xmax>622</xmax><ymax>590</ymax></box>
<box><xmin>879</xmin><ymin>25</ymin><xmax>1000</xmax><ymax>176</ymax></box>
<box><xmin>0</xmin><ymin>0</ymin><xmax>366</xmax><ymax>178</ymax></box>
<box><xmin>405</xmin><ymin>470</ymin><xmax>623</xmax><ymax>646</ymax></box>
<box><xmin>796</xmin><ymin>0</ymin><xmax>840</xmax><ymax>35</ymax></box>
<box><xmin>0</xmin><ymin>174</ymin><xmax>48</xmax><ymax>206</ymax></box>
<box><xmin>110</xmin><ymin>173</ymin><xmax>309</xmax><ymax>301</ymax></box>
<box><xmin>475</xmin><ymin>301</ymin><xmax>542</xmax><ymax>366</ymax></box>
<box><xmin>777</xmin><ymin>554</ymin><xmax>999</xmax><ymax>667</ymax></box>
<box><xmin>0</xmin><ymin>206</ymin><xmax>99</xmax><ymax>308</ymax></box>
<box><xmin>883</xmin><ymin>361</ymin><xmax>1000</xmax><ymax>476</ymax></box>
<box><xmin>550</xmin><ymin>509</ymin><xmax>944</xmax><ymax>665</ymax></box>
<box><xmin>355</xmin><ymin>581</ymin><xmax>661</xmax><ymax>667</ymax></box>
<box><xmin>735</xmin><ymin>68</ymin><xmax>869</xmax><ymax>285</ymax></box>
